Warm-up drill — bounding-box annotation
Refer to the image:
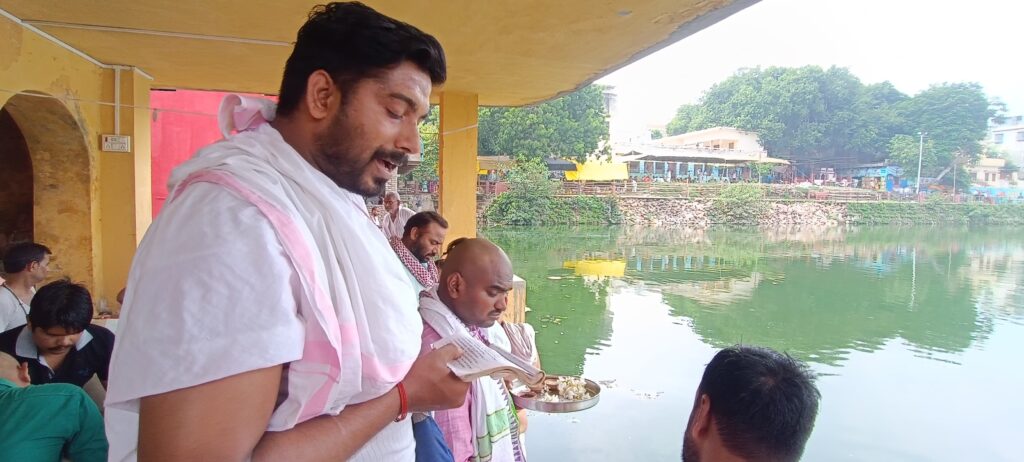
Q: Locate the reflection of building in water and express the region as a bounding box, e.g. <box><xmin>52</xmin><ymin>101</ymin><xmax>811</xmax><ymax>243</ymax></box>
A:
<box><xmin>660</xmin><ymin>272</ymin><xmax>764</xmax><ymax>306</ymax></box>
<box><xmin>562</xmin><ymin>259</ymin><xmax>625</xmax><ymax>296</ymax></box>
<box><xmin>562</xmin><ymin>259</ymin><xmax>626</xmax><ymax>278</ymax></box>
<box><xmin>959</xmin><ymin>244</ymin><xmax>1024</xmax><ymax>318</ymax></box>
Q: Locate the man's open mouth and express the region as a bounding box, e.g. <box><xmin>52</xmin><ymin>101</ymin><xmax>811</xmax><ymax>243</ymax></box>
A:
<box><xmin>378</xmin><ymin>158</ymin><xmax>398</xmax><ymax>172</ymax></box>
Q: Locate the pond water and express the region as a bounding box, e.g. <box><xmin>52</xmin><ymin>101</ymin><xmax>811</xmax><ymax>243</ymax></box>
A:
<box><xmin>484</xmin><ymin>226</ymin><xmax>1024</xmax><ymax>461</ymax></box>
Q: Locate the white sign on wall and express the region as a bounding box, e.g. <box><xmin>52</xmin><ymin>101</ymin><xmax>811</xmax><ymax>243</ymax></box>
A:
<box><xmin>102</xmin><ymin>134</ymin><xmax>132</xmax><ymax>153</ymax></box>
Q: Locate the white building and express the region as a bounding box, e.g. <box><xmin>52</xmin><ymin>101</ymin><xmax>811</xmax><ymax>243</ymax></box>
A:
<box><xmin>990</xmin><ymin>115</ymin><xmax>1024</xmax><ymax>167</ymax></box>
<box><xmin>654</xmin><ymin>126</ymin><xmax>765</xmax><ymax>153</ymax></box>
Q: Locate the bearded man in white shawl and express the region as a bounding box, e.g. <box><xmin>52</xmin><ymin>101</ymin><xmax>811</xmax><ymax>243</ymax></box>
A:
<box><xmin>419</xmin><ymin>239</ymin><xmax>528</xmax><ymax>462</ymax></box>
<box><xmin>104</xmin><ymin>3</ymin><xmax>471</xmax><ymax>461</ymax></box>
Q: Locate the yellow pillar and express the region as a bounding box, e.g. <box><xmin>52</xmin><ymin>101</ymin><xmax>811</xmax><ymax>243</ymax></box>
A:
<box><xmin>438</xmin><ymin>91</ymin><xmax>479</xmax><ymax>244</ymax></box>
<box><xmin>98</xmin><ymin>67</ymin><xmax>152</xmax><ymax>312</ymax></box>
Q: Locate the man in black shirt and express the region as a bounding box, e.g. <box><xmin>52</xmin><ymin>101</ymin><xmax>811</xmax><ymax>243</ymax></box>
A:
<box><xmin>0</xmin><ymin>280</ymin><xmax>114</xmax><ymax>388</ymax></box>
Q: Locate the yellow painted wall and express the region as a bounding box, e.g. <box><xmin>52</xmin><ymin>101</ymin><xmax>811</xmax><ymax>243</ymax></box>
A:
<box><xmin>98</xmin><ymin>69</ymin><xmax>152</xmax><ymax>312</ymax></box>
<box><xmin>0</xmin><ymin>15</ymin><xmax>151</xmax><ymax>310</ymax></box>
<box><xmin>565</xmin><ymin>160</ymin><xmax>629</xmax><ymax>181</ymax></box>
<box><xmin>438</xmin><ymin>91</ymin><xmax>479</xmax><ymax>245</ymax></box>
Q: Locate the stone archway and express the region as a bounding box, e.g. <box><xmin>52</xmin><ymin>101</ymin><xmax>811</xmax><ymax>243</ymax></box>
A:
<box><xmin>0</xmin><ymin>92</ymin><xmax>93</xmax><ymax>285</ymax></box>
<box><xmin>0</xmin><ymin>108</ymin><xmax>33</xmax><ymax>250</ymax></box>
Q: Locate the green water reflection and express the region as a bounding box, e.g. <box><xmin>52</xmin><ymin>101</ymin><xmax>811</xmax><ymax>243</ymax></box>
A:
<box><xmin>485</xmin><ymin>226</ymin><xmax>1024</xmax><ymax>461</ymax></box>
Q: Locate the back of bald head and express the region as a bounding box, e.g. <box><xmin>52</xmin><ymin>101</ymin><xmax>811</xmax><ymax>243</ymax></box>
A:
<box><xmin>0</xmin><ymin>352</ymin><xmax>22</xmax><ymax>382</ymax></box>
<box><xmin>439</xmin><ymin>238</ymin><xmax>511</xmax><ymax>282</ymax></box>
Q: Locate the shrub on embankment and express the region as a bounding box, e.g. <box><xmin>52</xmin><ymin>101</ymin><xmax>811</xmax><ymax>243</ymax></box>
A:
<box><xmin>485</xmin><ymin>179</ymin><xmax>1024</xmax><ymax>226</ymax></box>
<box><xmin>846</xmin><ymin>201</ymin><xmax>1024</xmax><ymax>225</ymax></box>
<box><xmin>485</xmin><ymin>194</ymin><xmax>622</xmax><ymax>226</ymax></box>
<box><xmin>709</xmin><ymin>183</ymin><xmax>769</xmax><ymax>225</ymax></box>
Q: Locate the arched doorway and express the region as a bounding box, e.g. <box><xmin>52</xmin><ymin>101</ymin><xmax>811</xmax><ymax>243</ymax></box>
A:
<box><xmin>0</xmin><ymin>92</ymin><xmax>93</xmax><ymax>285</ymax></box>
<box><xmin>0</xmin><ymin>108</ymin><xmax>33</xmax><ymax>250</ymax></box>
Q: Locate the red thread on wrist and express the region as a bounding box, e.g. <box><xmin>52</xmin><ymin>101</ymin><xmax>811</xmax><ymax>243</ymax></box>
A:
<box><xmin>394</xmin><ymin>382</ymin><xmax>408</xmax><ymax>422</ymax></box>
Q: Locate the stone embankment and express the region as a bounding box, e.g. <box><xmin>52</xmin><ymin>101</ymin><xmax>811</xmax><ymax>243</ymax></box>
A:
<box><xmin>618</xmin><ymin>198</ymin><xmax>711</xmax><ymax>227</ymax></box>
<box><xmin>618</xmin><ymin>198</ymin><xmax>848</xmax><ymax>227</ymax></box>
<box><xmin>764</xmin><ymin>202</ymin><xmax>845</xmax><ymax>227</ymax></box>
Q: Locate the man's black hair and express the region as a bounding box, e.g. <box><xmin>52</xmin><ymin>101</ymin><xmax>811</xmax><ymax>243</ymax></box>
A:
<box><xmin>28</xmin><ymin>279</ymin><xmax>93</xmax><ymax>333</ymax></box>
<box><xmin>696</xmin><ymin>345</ymin><xmax>821</xmax><ymax>462</ymax></box>
<box><xmin>2</xmin><ymin>242</ymin><xmax>50</xmax><ymax>274</ymax></box>
<box><xmin>403</xmin><ymin>211</ymin><xmax>448</xmax><ymax>238</ymax></box>
<box><xmin>276</xmin><ymin>2</ymin><xmax>446</xmax><ymax>116</ymax></box>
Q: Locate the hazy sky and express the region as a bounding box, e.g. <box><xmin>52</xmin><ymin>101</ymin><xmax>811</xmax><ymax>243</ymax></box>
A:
<box><xmin>597</xmin><ymin>0</ymin><xmax>1024</xmax><ymax>127</ymax></box>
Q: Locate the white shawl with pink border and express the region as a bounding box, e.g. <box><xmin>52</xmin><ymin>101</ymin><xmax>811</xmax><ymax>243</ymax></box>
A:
<box><xmin>168</xmin><ymin>124</ymin><xmax>422</xmax><ymax>429</ymax></box>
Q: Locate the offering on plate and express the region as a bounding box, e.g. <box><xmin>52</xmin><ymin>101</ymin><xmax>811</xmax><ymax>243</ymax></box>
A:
<box><xmin>511</xmin><ymin>375</ymin><xmax>601</xmax><ymax>413</ymax></box>
<box><xmin>538</xmin><ymin>376</ymin><xmax>592</xmax><ymax>402</ymax></box>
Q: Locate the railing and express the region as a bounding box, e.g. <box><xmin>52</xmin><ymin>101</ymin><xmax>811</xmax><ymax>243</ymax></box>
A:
<box><xmin>501</xmin><ymin>275</ymin><xmax>527</xmax><ymax>324</ymax></box>
<box><xmin>557</xmin><ymin>181</ymin><xmax>917</xmax><ymax>202</ymax></box>
<box><xmin>398</xmin><ymin>179</ymin><xmax>1000</xmax><ymax>206</ymax></box>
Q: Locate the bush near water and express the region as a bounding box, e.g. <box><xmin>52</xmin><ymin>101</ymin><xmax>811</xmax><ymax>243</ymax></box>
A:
<box><xmin>485</xmin><ymin>182</ymin><xmax>1024</xmax><ymax>227</ymax></box>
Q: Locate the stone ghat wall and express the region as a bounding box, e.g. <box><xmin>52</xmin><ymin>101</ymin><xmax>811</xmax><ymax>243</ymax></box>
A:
<box><xmin>617</xmin><ymin>197</ymin><xmax>712</xmax><ymax>227</ymax></box>
<box><xmin>617</xmin><ymin>198</ymin><xmax>848</xmax><ymax>227</ymax></box>
<box><xmin>766</xmin><ymin>202</ymin><xmax>846</xmax><ymax>227</ymax></box>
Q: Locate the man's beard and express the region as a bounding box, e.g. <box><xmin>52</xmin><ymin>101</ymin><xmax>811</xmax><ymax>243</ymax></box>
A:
<box><xmin>682</xmin><ymin>421</ymin><xmax>700</xmax><ymax>462</ymax></box>
<box><xmin>411</xmin><ymin>241</ymin><xmax>432</xmax><ymax>262</ymax></box>
<box><xmin>313</xmin><ymin>112</ymin><xmax>407</xmax><ymax>197</ymax></box>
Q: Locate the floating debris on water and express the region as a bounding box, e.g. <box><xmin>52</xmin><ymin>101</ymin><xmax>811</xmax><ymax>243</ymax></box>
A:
<box><xmin>597</xmin><ymin>379</ymin><xmax>618</xmax><ymax>389</ymax></box>
<box><xmin>629</xmin><ymin>389</ymin><xmax>664</xmax><ymax>400</ymax></box>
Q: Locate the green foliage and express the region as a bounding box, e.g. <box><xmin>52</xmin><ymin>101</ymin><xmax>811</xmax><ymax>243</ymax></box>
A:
<box><xmin>406</xmin><ymin>106</ymin><xmax>440</xmax><ymax>183</ymax></box>
<box><xmin>709</xmin><ymin>183</ymin><xmax>768</xmax><ymax>225</ymax></box>
<box><xmin>749</xmin><ymin>162</ymin><xmax>776</xmax><ymax>182</ymax></box>
<box><xmin>478</xmin><ymin>85</ymin><xmax>610</xmax><ymax>162</ymax></box>
<box><xmin>547</xmin><ymin>196</ymin><xmax>622</xmax><ymax>225</ymax></box>
<box><xmin>487</xmin><ymin>196</ymin><xmax>621</xmax><ymax>226</ymax></box>
<box><xmin>887</xmin><ymin>134</ymin><xmax>937</xmax><ymax>181</ymax></box>
<box><xmin>667</xmin><ymin>66</ymin><xmax>998</xmax><ymax>174</ymax></box>
<box><xmin>846</xmin><ymin>202</ymin><xmax>1024</xmax><ymax>225</ymax></box>
<box><xmin>666</xmin><ymin>104</ymin><xmax>710</xmax><ymax>136</ymax></box>
<box><xmin>485</xmin><ymin>159</ymin><xmax>556</xmax><ymax>225</ymax></box>
<box><xmin>650</xmin><ymin>129</ymin><xmax>664</xmax><ymax>140</ymax></box>
<box><xmin>893</xmin><ymin>83</ymin><xmax>997</xmax><ymax>177</ymax></box>
<box><xmin>485</xmin><ymin>160</ymin><xmax>621</xmax><ymax>226</ymax></box>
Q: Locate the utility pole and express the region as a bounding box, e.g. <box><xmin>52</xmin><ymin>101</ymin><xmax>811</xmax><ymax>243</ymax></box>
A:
<box><xmin>952</xmin><ymin>158</ymin><xmax>957</xmax><ymax>196</ymax></box>
<box><xmin>916</xmin><ymin>132</ymin><xmax>926</xmax><ymax>194</ymax></box>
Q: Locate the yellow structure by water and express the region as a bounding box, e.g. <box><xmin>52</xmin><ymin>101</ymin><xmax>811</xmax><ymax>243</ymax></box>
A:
<box><xmin>0</xmin><ymin>1</ymin><xmax>758</xmax><ymax>305</ymax></box>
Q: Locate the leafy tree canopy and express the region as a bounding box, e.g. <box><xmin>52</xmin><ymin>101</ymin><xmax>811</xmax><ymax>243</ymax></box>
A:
<box><xmin>667</xmin><ymin>66</ymin><xmax>1001</xmax><ymax>177</ymax></box>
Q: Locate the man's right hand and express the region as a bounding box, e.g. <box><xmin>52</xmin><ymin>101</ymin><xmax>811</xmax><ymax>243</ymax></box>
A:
<box><xmin>403</xmin><ymin>344</ymin><xmax>470</xmax><ymax>412</ymax></box>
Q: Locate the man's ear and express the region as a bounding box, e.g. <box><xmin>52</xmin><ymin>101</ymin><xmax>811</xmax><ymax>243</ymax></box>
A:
<box><xmin>304</xmin><ymin>70</ymin><xmax>338</xmax><ymax>121</ymax></box>
<box><xmin>410</xmin><ymin>227</ymin><xmax>421</xmax><ymax>242</ymax></box>
<box><xmin>16</xmin><ymin>361</ymin><xmax>30</xmax><ymax>386</ymax></box>
<box><xmin>446</xmin><ymin>272</ymin><xmax>464</xmax><ymax>299</ymax></box>
<box><xmin>690</xmin><ymin>393</ymin><xmax>713</xmax><ymax>440</ymax></box>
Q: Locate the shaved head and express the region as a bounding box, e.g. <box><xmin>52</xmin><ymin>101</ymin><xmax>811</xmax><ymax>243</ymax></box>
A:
<box><xmin>437</xmin><ymin>238</ymin><xmax>513</xmax><ymax>327</ymax></box>
<box><xmin>0</xmin><ymin>352</ymin><xmax>29</xmax><ymax>387</ymax></box>
<box><xmin>440</xmin><ymin>239</ymin><xmax>509</xmax><ymax>283</ymax></box>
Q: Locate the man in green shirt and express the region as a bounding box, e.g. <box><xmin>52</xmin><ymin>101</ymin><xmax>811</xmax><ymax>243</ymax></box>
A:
<box><xmin>0</xmin><ymin>352</ymin><xmax>108</xmax><ymax>462</ymax></box>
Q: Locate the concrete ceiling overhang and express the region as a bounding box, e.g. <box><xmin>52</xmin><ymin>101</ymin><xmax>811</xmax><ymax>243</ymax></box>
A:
<box><xmin>0</xmin><ymin>0</ymin><xmax>758</xmax><ymax>106</ymax></box>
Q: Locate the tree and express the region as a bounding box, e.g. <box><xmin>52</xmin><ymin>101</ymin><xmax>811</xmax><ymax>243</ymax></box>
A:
<box><xmin>666</xmin><ymin>66</ymin><xmax>891</xmax><ymax>167</ymax></box>
<box><xmin>478</xmin><ymin>85</ymin><xmax>610</xmax><ymax>162</ymax></box>
<box><xmin>650</xmin><ymin>129</ymin><xmax>664</xmax><ymax>140</ymax></box>
<box><xmin>406</xmin><ymin>106</ymin><xmax>440</xmax><ymax>183</ymax></box>
<box><xmin>666</xmin><ymin>104</ymin><xmax>708</xmax><ymax>135</ymax></box>
<box><xmin>485</xmin><ymin>159</ymin><xmax>558</xmax><ymax>225</ymax></box>
<box><xmin>749</xmin><ymin>162</ymin><xmax>776</xmax><ymax>183</ymax></box>
<box><xmin>895</xmin><ymin>83</ymin><xmax>998</xmax><ymax>174</ymax></box>
<box><xmin>665</xmin><ymin>66</ymin><xmax>999</xmax><ymax>177</ymax></box>
<box><xmin>887</xmin><ymin>134</ymin><xmax>937</xmax><ymax>182</ymax></box>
